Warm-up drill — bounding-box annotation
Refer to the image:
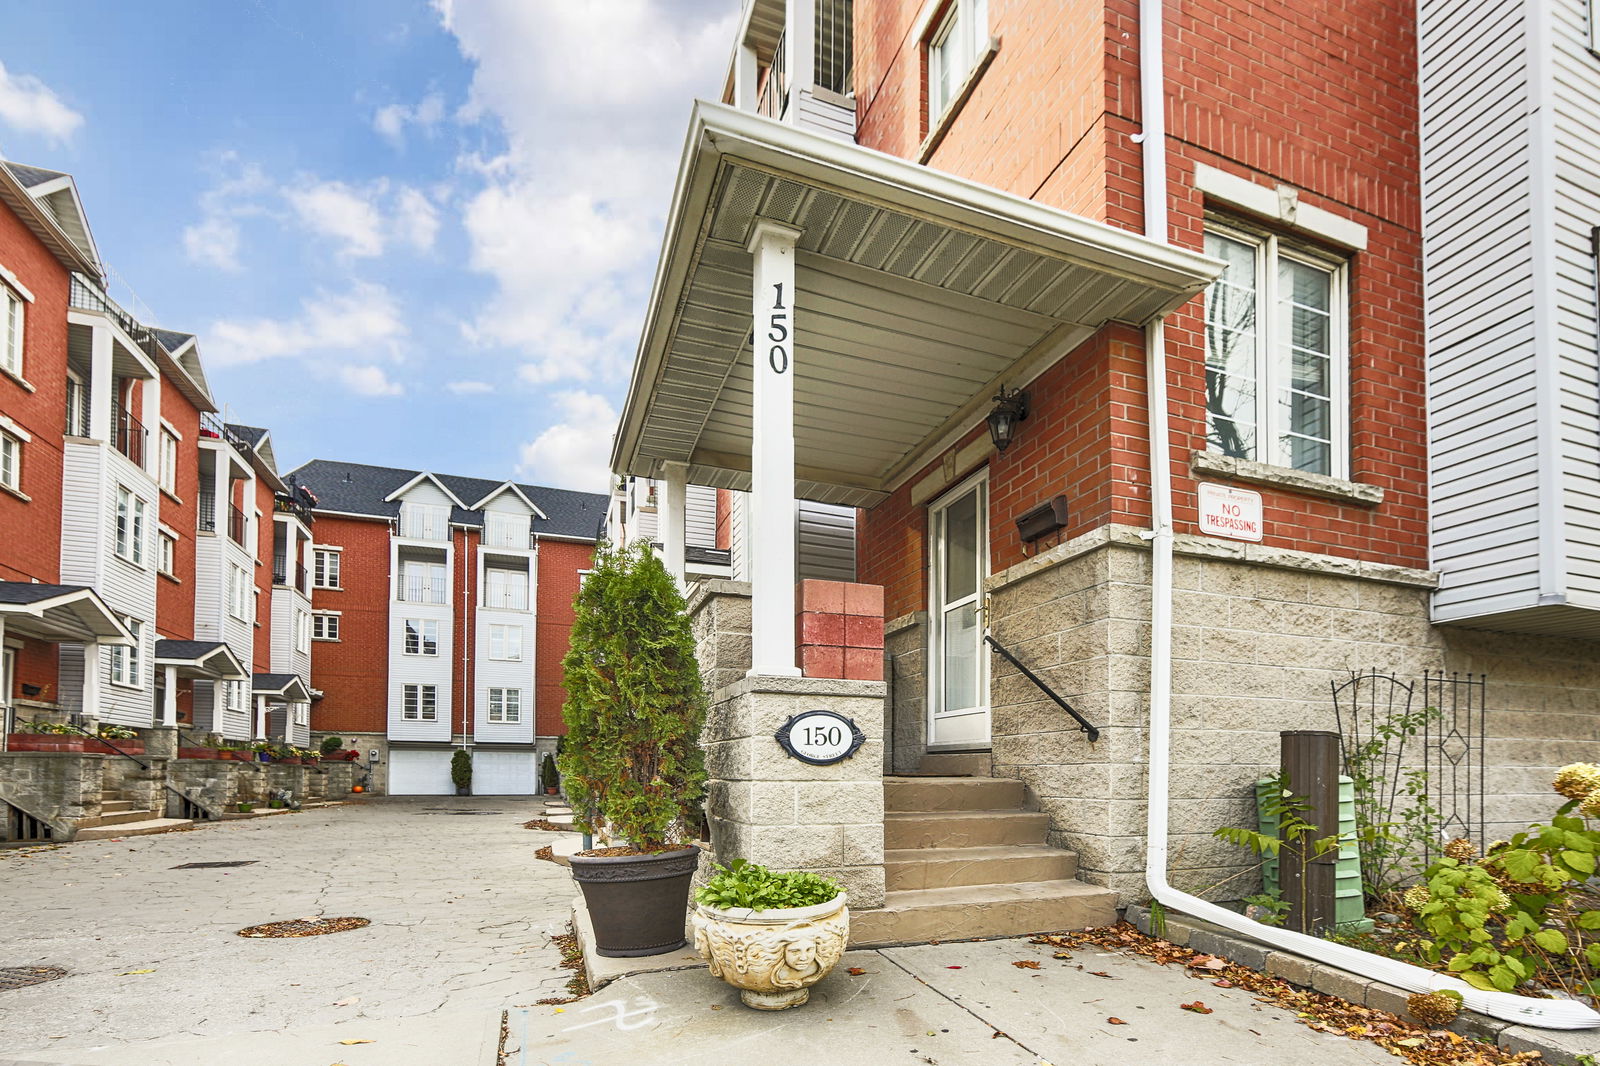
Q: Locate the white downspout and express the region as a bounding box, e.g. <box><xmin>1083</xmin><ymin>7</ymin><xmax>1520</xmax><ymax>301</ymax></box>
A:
<box><xmin>1135</xmin><ymin>0</ymin><xmax>1597</xmax><ymax>1029</ymax></box>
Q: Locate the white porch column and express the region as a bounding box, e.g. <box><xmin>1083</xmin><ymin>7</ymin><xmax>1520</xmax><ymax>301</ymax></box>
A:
<box><xmin>211</xmin><ymin>459</ymin><xmax>229</xmax><ymax>535</ymax></box>
<box><xmin>255</xmin><ymin>695</ymin><xmax>269</xmax><ymax>740</ymax></box>
<box><xmin>162</xmin><ymin>665</ymin><xmax>178</xmax><ymax>726</ymax></box>
<box><xmin>140</xmin><ymin>373</ymin><xmax>160</xmax><ymax>478</ymax></box>
<box><xmin>747</xmin><ymin>220</ymin><xmax>803</xmax><ymax>677</ymax></box>
<box><xmin>785</xmin><ymin>0</ymin><xmax>816</xmax><ymax>114</ymax></box>
<box><xmin>660</xmin><ymin>460</ymin><xmax>688</xmax><ymax>588</ymax></box>
<box><xmin>88</xmin><ymin>325</ymin><xmax>113</xmax><ymax>444</ymax></box>
<box><xmin>735</xmin><ymin>43</ymin><xmax>759</xmax><ymax>111</ymax></box>
<box><xmin>81</xmin><ymin>641</ymin><xmax>101</xmax><ymax>720</ymax></box>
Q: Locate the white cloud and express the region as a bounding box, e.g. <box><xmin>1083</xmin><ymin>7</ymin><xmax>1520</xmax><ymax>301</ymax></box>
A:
<box><xmin>373</xmin><ymin>92</ymin><xmax>445</xmax><ymax>147</ymax></box>
<box><xmin>394</xmin><ymin>187</ymin><xmax>440</xmax><ymax>251</ymax></box>
<box><xmin>181</xmin><ymin>154</ymin><xmax>272</xmax><ymax>272</ymax></box>
<box><xmin>182</xmin><ymin>215</ymin><xmax>241</xmax><ymax>273</ymax></box>
<box><xmin>437</xmin><ymin>0</ymin><xmax>738</xmax><ymax>385</ymax></box>
<box><xmin>446</xmin><ymin>379</ymin><xmax>493</xmax><ymax>395</ymax></box>
<box><xmin>291</xmin><ymin>178</ymin><xmax>440</xmax><ymax>257</ymax></box>
<box><xmin>206</xmin><ymin>281</ymin><xmax>406</xmax><ymax>397</ymax></box>
<box><xmin>517</xmin><ymin>390</ymin><xmax>618</xmax><ymax>493</ymax></box>
<box><xmin>0</xmin><ymin>61</ymin><xmax>83</xmax><ymax>143</ymax></box>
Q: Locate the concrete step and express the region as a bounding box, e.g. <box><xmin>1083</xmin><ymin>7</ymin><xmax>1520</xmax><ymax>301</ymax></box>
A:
<box><xmin>99</xmin><ymin>790</ymin><xmax>123</xmax><ymax>802</ymax></box>
<box><xmin>88</xmin><ymin>808</ymin><xmax>161</xmax><ymax>827</ymax></box>
<box><xmin>918</xmin><ymin>752</ymin><xmax>992</xmax><ymax>777</ymax></box>
<box><xmin>849</xmin><ymin>879</ymin><xmax>1119</xmax><ymax>946</ymax></box>
<box><xmin>100</xmin><ymin>799</ymin><xmax>136</xmax><ymax>814</ymax></box>
<box><xmin>885</xmin><ymin>810</ymin><xmax>1050</xmax><ymax>850</ymax></box>
<box><xmin>75</xmin><ymin>817</ymin><xmax>194</xmax><ymax>841</ymax></box>
<box><xmin>884</xmin><ymin>776</ymin><xmax>1025</xmax><ymax>813</ymax></box>
<box><xmin>885</xmin><ymin>844</ymin><xmax>1078</xmax><ymax>892</ymax></box>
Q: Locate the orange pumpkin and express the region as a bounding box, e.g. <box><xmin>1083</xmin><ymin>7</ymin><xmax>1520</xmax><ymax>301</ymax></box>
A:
<box><xmin>351</xmin><ymin>785</ymin><xmax>364</xmax><ymax>794</ymax></box>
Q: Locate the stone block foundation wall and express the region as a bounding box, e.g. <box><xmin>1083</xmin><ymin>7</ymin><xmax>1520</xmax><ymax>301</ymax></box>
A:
<box><xmin>703</xmin><ymin>675</ymin><xmax>888</xmax><ymax>909</ymax></box>
<box><xmin>984</xmin><ymin>524</ymin><xmax>1600</xmax><ymax>902</ymax></box>
<box><xmin>0</xmin><ymin>753</ymin><xmax>102</xmax><ymax>837</ymax></box>
<box><xmin>884</xmin><ymin>611</ymin><xmax>927</xmax><ymax>774</ymax></box>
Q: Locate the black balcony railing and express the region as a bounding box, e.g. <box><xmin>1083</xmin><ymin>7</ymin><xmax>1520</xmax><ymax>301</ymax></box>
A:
<box><xmin>228</xmin><ymin>505</ymin><xmax>246</xmax><ymax>546</ymax></box>
<box><xmin>759</xmin><ymin>28</ymin><xmax>787</xmax><ymax>119</ymax></box>
<box><xmin>815</xmin><ymin>0</ymin><xmax>853</xmax><ymax>95</ymax></box>
<box><xmin>198</xmin><ymin>488</ymin><xmax>216</xmax><ymax>533</ymax></box>
<box><xmin>116</xmin><ymin>409</ymin><xmax>147</xmax><ymax>467</ymax></box>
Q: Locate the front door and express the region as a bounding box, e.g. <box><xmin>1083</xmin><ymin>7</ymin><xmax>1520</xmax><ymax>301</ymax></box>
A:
<box><xmin>928</xmin><ymin>472</ymin><xmax>989</xmax><ymax>749</ymax></box>
<box><xmin>1</xmin><ymin>646</ymin><xmax>13</xmax><ymax>733</ymax></box>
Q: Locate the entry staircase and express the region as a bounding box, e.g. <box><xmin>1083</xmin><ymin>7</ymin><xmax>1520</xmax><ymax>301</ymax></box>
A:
<box><xmin>852</xmin><ymin>752</ymin><xmax>1118</xmax><ymax>945</ymax></box>
<box><xmin>73</xmin><ymin>785</ymin><xmax>192</xmax><ymax>841</ymax></box>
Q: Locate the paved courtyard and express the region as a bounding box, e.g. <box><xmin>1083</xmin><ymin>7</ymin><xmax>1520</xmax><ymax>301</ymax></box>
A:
<box><xmin>0</xmin><ymin>796</ymin><xmax>573</xmax><ymax>1063</ymax></box>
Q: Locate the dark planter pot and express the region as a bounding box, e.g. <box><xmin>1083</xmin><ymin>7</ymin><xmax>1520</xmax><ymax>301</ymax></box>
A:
<box><xmin>455</xmin><ymin>785</ymin><xmax>471</xmax><ymax>796</ymax></box>
<box><xmin>569</xmin><ymin>846</ymin><xmax>698</xmax><ymax>958</ymax></box>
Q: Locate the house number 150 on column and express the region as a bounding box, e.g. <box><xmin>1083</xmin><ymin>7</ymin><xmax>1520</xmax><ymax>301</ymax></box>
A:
<box><xmin>768</xmin><ymin>282</ymin><xmax>789</xmax><ymax>374</ymax></box>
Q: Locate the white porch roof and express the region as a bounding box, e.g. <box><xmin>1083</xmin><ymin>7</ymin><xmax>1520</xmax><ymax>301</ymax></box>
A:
<box><xmin>613</xmin><ymin>102</ymin><xmax>1222</xmax><ymax>508</ymax></box>
<box><xmin>0</xmin><ymin>584</ymin><xmax>134</xmax><ymax>645</ymax></box>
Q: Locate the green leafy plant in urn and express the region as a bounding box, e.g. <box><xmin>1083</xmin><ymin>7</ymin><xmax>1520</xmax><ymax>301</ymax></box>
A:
<box><xmin>558</xmin><ymin>540</ymin><xmax>707</xmax><ymax>957</ymax></box>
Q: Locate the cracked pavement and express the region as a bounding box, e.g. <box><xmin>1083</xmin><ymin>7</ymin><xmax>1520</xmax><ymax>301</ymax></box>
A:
<box><xmin>0</xmin><ymin>797</ymin><xmax>573</xmax><ymax>1060</ymax></box>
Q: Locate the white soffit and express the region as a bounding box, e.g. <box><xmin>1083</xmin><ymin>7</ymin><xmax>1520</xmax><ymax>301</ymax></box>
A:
<box><xmin>614</xmin><ymin>101</ymin><xmax>1222</xmax><ymax>508</ymax></box>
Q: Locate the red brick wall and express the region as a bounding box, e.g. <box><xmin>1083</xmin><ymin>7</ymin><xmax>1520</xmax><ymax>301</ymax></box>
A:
<box><xmin>453</xmin><ymin>527</ymin><xmax>477</xmax><ymax>737</ymax></box>
<box><xmin>535</xmin><ymin>539</ymin><xmax>594</xmax><ymax>737</ymax></box>
<box><xmin>715</xmin><ymin>489</ymin><xmax>732</xmax><ymax>551</ymax></box>
<box><xmin>853</xmin><ymin>0</ymin><xmax>1429</xmax><ymax>603</ymax></box>
<box><xmin>309</xmin><ymin>515</ymin><xmax>390</xmax><ymax>734</ymax></box>
<box><xmin>156</xmin><ymin>378</ymin><xmax>200</xmax><ymax>640</ymax></box>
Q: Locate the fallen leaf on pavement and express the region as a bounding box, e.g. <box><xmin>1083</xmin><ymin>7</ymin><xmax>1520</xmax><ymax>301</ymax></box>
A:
<box><xmin>1087</xmin><ymin>970</ymin><xmax>1115</xmax><ymax>979</ymax></box>
<box><xmin>946</xmin><ymin>965</ymin><xmax>963</xmax><ymax>969</ymax></box>
<box><xmin>1051</xmin><ymin>952</ymin><xmax>1072</xmax><ymax>959</ymax></box>
<box><xmin>337</xmin><ymin>1039</ymin><xmax>374</xmax><ymax>1045</ymax></box>
<box><xmin>1107</xmin><ymin>1017</ymin><xmax>1127</xmax><ymax>1025</ymax></box>
<box><xmin>1212</xmin><ymin>979</ymin><xmax>1234</xmax><ymax>988</ymax></box>
<box><xmin>332</xmin><ymin>997</ymin><xmax>359</xmax><ymax>1006</ymax></box>
<box><xmin>1181</xmin><ymin>1001</ymin><xmax>1214</xmax><ymax>1014</ymax></box>
<box><xmin>116</xmin><ymin>969</ymin><xmax>155</xmax><ymax>975</ymax></box>
<box><xmin>847</xmin><ymin>967</ymin><xmax>867</xmax><ymax>976</ymax></box>
<box><xmin>1012</xmin><ymin>960</ymin><xmax>1041</xmax><ymax>969</ymax></box>
<box><xmin>710</xmin><ymin>1005</ymin><xmax>723</xmax><ymax>1010</ymax></box>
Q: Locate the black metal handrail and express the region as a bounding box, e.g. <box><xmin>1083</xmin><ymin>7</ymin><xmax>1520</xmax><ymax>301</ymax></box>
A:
<box><xmin>116</xmin><ymin>408</ymin><xmax>147</xmax><ymax>467</ymax></box>
<box><xmin>228</xmin><ymin>505</ymin><xmax>247</xmax><ymax>545</ymax></box>
<box><xmin>983</xmin><ymin>633</ymin><xmax>1101</xmax><ymax>742</ymax></box>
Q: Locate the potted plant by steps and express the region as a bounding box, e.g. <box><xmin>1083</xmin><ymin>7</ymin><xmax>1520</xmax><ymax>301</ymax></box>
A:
<box><xmin>540</xmin><ymin>753</ymin><xmax>560</xmax><ymax>796</ymax></box>
<box><xmin>560</xmin><ymin>540</ymin><xmax>707</xmax><ymax>958</ymax></box>
<box><xmin>451</xmin><ymin>747</ymin><xmax>472</xmax><ymax>796</ymax></box>
<box><xmin>692</xmin><ymin>861</ymin><xmax>849</xmax><ymax>1010</ymax></box>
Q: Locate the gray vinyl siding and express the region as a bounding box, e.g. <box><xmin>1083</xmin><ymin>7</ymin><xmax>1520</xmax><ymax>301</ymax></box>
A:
<box><xmin>797</xmin><ymin>500</ymin><xmax>857</xmax><ymax>582</ymax></box>
<box><xmin>1422</xmin><ymin>0</ymin><xmax>1545</xmax><ymax>619</ymax></box>
<box><xmin>1550</xmin><ymin>0</ymin><xmax>1600</xmax><ymax>598</ymax></box>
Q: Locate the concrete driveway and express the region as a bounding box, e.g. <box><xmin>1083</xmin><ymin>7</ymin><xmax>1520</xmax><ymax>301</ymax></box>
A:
<box><xmin>0</xmin><ymin>796</ymin><xmax>573</xmax><ymax>1063</ymax></box>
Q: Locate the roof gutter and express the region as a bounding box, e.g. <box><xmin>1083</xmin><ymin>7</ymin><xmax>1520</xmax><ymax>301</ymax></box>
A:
<box><xmin>1134</xmin><ymin>0</ymin><xmax>1599</xmax><ymax>1028</ymax></box>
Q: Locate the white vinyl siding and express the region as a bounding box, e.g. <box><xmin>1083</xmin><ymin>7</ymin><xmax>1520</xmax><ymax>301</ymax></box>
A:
<box><xmin>0</xmin><ymin>431</ymin><xmax>17</xmax><ymax>491</ymax></box>
<box><xmin>404</xmin><ymin>618</ymin><xmax>440</xmax><ymax>656</ymax></box>
<box><xmin>488</xmin><ymin>624</ymin><xmax>523</xmax><ymax>661</ymax></box>
<box><xmin>686</xmin><ymin>484</ymin><xmax>718</xmax><ymax>547</ymax></box>
<box><xmin>488</xmin><ymin>687</ymin><xmax>522</xmax><ymax>723</ymax></box>
<box><xmin>313</xmin><ymin>548</ymin><xmax>341</xmax><ymax>588</ymax></box>
<box><xmin>313</xmin><ymin>612</ymin><xmax>340</xmax><ymax>640</ymax></box>
<box><xmin>1202</xmin><ymin>221</ymin><xmax>1348</xmax><ymax>479</ymax></box>
<box><xmin>402</xmin><ymin>683</ymin><xmax>437</xmax><ymax>721</ymax></box>
<box><xmin>1</xmin><ymin>284</ymin><xmax>22</xmax><ymax>378</ymax></box>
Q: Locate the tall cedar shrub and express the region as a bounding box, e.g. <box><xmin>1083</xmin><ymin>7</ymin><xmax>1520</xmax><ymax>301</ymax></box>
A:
<box><xmin>558</xmin><ymin>540</ymin><xmax>707</xmax><ymax>851</ymax></box>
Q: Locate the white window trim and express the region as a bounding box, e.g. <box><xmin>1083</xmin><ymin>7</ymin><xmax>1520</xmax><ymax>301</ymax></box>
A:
<box><xmin>0</xmin><ymin>261</ymin><xmax>35</xmax><ymax>303</ymax></box>
<box><xmin>488</xmin><ymin>624</ymin><xmax>523</xmax><ymax>662</ymax></box>
<box><xmin>1193</xmin><ymin>163</ymin><xmax>1368</xmax><ymax>250</ymax></box>
<box><xmin>108</xmin><ymin>618</ymin><xmax>144</xmax><ymax>689</ymax></box>
<box><xmin>228</xmin><ymin>565</ymin><xmax>250</xmax><ymax>621</ymax></box>
<box><xmin>313</xmin><ymin>547</ymin><xmax>343</xmax><ymax>589</ymax></box>
<box><xmin>114</xmin><ymin>486</ymin><xmax>148</xmax><ymax>567</ymax></box>
<box><xmin>403</xmin><ymin>618</ymin><xmax>440</xmax><ymax>656</ymax></box>
<box><xmin>927</xmin><ymin>468</ymin><xmax>990</xmax><ymax>730</ymax></box>
<box><xmin>488</xmin><ymin>686</ymin><xmax>523</xmax><ymax>724</ymax></box>
<box><xmin>1</xmin><ymin>282</ymin><xmax>25</xmax><ymax>381</ymax></box>
<box><xmin>1203</xmin><ymin>216</ymin><xmax>1350</xmax><ymax>481</ymax></box>
<box><xmin>157</xmin><ymin>532</ymin><xmax>176</xmax><ymax>576</ymax></box>
<box><xmin>402</xmin><ymin>683</ymin><xmax>438</xmax><ymax>721</ymax></box>
<box><xmin>158</xmin><ymin>430</ymin><xmax>178</xmax><ymax>496</ymax></box>
<box><xmin>313</xmin><ymin>610</ymin><xmax>341</xmax><ymax>641</ymax></box>
<box><xmin>0</xmin><ymin>430</ymin><xmax>19</xmax><ymax>493</ymax></box>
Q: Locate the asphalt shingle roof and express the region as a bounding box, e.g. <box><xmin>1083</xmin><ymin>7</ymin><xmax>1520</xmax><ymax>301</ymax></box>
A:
<box><xmin>152</xmin><ymin>328</ymin><xmax>195</xmax><ymax>353</ymax></box>
<box><xmin>226</xmin><ymin>424</ymin><xmax>269</xmax><ymax>448</ymax></box>
<box><xmin>0</xmin><ymin>582</ymin><xmax>89</xmax><ymax>605</ymax></box>
<box><xmin>253</xmin><ymin>673</ymin><xmax>302</xmax><ymax>692</ymax></box>
<box><xmin>3</xmin><ymin>162</ymin><xmax>65</xmax><ymax>189</ymax></box>
<box><xmin>154</xmin><ymin>639</ymin><xmax>229</xmax><ymax>660</ymax></box>
<box><xmin>291</xmin><ymin>459</ymin><xmax>607</xmax><ymax>541</ymax></box>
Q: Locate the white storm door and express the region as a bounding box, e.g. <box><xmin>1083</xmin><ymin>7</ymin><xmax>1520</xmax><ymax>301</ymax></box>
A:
<box><xmin>928</xmin><ymin>472</ymin><xmax>989</xmax><ymax>749</ymax></box>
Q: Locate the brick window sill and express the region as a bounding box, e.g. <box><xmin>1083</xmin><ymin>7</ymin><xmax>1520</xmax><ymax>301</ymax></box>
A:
<box><xmin>1189</xmin><ymin>451</ymin><xmax>1384</xmax><ymax>506</ymax></box>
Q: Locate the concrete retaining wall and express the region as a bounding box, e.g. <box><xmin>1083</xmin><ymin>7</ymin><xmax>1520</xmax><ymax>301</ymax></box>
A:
<box><xmin>0</xmin><ymin>753</ymin><xmax>103</xmax><ymax>837</ymax></box>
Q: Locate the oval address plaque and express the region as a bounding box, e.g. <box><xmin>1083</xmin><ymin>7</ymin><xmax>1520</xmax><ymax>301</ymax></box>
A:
<box><xmin>774</xmin><ymin>710</ymin><xmax>866</xmax><ymax>766</ymax></box>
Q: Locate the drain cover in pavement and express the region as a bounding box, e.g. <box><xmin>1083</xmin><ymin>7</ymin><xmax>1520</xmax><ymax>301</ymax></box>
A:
<box><xmin>0</xmin><ymin>967</ymin><xmax>68</xmax><ymax>991</ymax></box>
<box><xmin>237</xmin><ymin>917</ymin><xmax>371</xmax><ymax>938</ymax></box>
<box><xmin>420</xmin><ymin>808</ymin><xmax>505</xmax><ymax>816</ymax></box>
<box><xmin>172</xmin><ymin>860</ymin><xmax>259</xmax><ymax>869</ymax></box>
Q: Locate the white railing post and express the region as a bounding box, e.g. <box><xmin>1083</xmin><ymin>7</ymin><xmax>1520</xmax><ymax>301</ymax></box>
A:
<box><xmin>661</xmin><ymin>460</ymin><xmax>689</xmax><ymax>588</ymax></box>
<box><xmin>747</xmin><ymin>219</ymin><xmax>803</xmax><ymax>677</ymax></box>
<box><xmin>162</xmin><ymin>664</ymin><xmax>179</xmax><ymax>727</ymax></box>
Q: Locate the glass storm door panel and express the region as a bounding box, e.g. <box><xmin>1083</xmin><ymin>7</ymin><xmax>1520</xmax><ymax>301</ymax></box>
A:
<box><xmin>929</xmin><ymin>473</ymin><xmax>989</xmax><ymax>748</ymax></box>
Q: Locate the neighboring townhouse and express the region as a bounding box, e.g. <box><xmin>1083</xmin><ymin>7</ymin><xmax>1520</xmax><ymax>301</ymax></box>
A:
<box><xmin>293</xmin><ymin>459</ymin><xmax>607</xmax><ymax>795</ymax></box>
<box><xmin>610</xmin><ymin>0</ymin><xmax>1600</xmax><ymax>945</ymax></box>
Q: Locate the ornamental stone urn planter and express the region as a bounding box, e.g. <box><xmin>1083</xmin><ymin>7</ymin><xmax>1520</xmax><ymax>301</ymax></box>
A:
<box><xmin>692</xmin><ymin>892</ymin><xmax>849</xmax><ymax>1010</ymax></box>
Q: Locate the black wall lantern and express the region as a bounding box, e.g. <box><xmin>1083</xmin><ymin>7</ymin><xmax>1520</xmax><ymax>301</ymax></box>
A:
<box><xmin>986</xmin><ymin>386</ymin><xmax>1029</xmax><ymax>453</ymax></box>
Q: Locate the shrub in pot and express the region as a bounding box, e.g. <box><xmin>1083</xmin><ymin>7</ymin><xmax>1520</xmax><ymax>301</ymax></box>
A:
<box><xmin>451</xmin><ymin>748</ymin><xmax>472</xmax><ymax>796</ymax></box>
<box><xmin>693</xmin><ymin>861</ymin><xmax>849</xmax><ymax>1010</ymax></box>
<box><xmin>540</xmin><ymin>752</ymin><xmax>560</xmax><ymax>795</ymax></box>
<box><xmin>559</xmin><ymin>540</ymin><xmax>707</xmax><ymax>957</ymax></box>
<box><xmin>320</xmin><ymin>735</ymin><xmax>344</xmax><ymax>757</ymax></box>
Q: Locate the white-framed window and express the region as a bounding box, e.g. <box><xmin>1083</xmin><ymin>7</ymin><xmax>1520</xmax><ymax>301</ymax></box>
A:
<box><xmin>488</xmin><ymin>687</ymin><xmax>522</xmax><ymax>723</ymax></box>
<box><xmin>158</xmin><ymin>430</ymin><xmax>178</xmax><ymax>495</ymax></box>
<box><xmin>402</xmin><ymin>683</ymin><xmax>437</xmax><ymax>721</ymax></box>
<box><xmin>1</xmin><ymin>283</ymin><xmax>23</xmax><ymax>378</ymax></box>
<box><xmin>224</xmin><ymin>678</ymin><xmax>244</xmax><ymax>713</ymax></box>
<box><xmin>158</xmin><ymin>532</ymin><xmax>176</xmax><ymax>576</ymax></box>
<box><xmin>404</xmin><ymin>618</ymin><xmax>439</xmax><ymax>656</ymax></box>
<box><xmin>0</xmin><ymin>431</ymin><xmax>18</xmax><ymax>492</ymax></box>
<box><xmin>401</xmin><ymin>560</ymin><xmax>446</xmax><ymax>603</ymax></box>
<box><xmin>313</xmin><ymin>611</ymin><xmax>340</xmax><ymax>641</ymax></box>
<box><xmin>65</xmin><ymin>373</ymin><xmax>88</xmax><ymax>436</ymax></box>
<box><xmin>399</xmin><ymin>502</ymin><xmax>449</xmax><ymax>541</ymax></box>
<box><xmin>114</xmin><ymin>487</ymin><xmax>146</xmax><ymax>565</ymax></box>
<box><xmin>489</xmin><ymin>624</ymin><xmax>523</xmax><ymax>661</ymax></box>
<box><xmin>295</xmin><ymin>609</ymin><xmax>310</xmax><ymax>654</ymax></box>
<box><xmin>228</xmin><ymin>564</ymin><xmax>249</xmax><ymax>620</ymax></box>
<box><xmin>313</xmin><ymin>548</ymin><xmax>341</xmax><ymax>589</ymax></box>
<box><xmin>1203</xmin><ymin>219</ymin><xmax>1349</xmax><ymax>479</ymax></box>
<box><xmin>928</xmin><ymin>0</ymin><xmax>988</xmax><ymax>123</ymax></box>
<box><xmin>484</xmin><ymin>567</ymin><xmax>528</xmax><ymax>610</ymax></box>
<box><xmin>486</xmin><ymin>510</ymin><xmax>528</xmax><ymax>548</ymax></box>
<box><xmin>108</xmin><ymin>617</ymin><xmax>143</xmax><ymax>688</ymax></box>
<box><xmin>292</xmin><ymin>702</ymin><xmax>309</xmax><ymax>727</ymax></box>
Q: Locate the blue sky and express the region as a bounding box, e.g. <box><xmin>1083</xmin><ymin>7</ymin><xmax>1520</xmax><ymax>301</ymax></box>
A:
<box><xmin>0</xmin><ymin>0</ymin><xmax>739</xmax><ymax>491</ymax></box>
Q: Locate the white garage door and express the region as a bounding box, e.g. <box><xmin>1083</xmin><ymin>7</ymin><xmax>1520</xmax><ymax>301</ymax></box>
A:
<box><xmin>472</xmin><ymin>751</ymin><xmax>538</xmax><ymax>795</ymax></box>
<box><xmin>388</xmin><ymin>750</ymin><xmax>454</xmax><ymax>795</ymax></box>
